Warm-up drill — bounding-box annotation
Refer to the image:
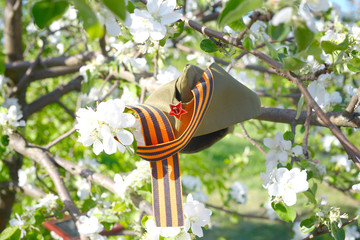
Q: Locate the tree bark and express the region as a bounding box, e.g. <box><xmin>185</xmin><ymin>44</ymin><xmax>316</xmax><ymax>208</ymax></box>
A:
<box><xmin>1</xmin><ymin>0</ymin><xmax>24</xmax><ymax>231</ymax></box>
<box><xmin>4</xmin><ymin>0</ymin><xmax>23</xmax><ymax>62</ymax></box>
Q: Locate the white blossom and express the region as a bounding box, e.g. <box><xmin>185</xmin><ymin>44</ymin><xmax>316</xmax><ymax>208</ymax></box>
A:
<box><xmin>321</xmin><ymin>29</ymin><xmax>346</xmax><ymax>44</ymax></box>
<box><xmin>78</xmin><ymin>157</ymin><xmax>100</xmax><ymax>170</ymax></box>
<box><xmin>120</xmin><ymin>86</ymin><xmax>139</xmax><ymax>105</ymax></box>
<box><xmin>18</xmin><ymin>166</ymin><xmax>36</xmax><ymax>187</ymax></box>
<box><xmin>9</xmin><ymin>213</ymin><xmax>26</xmax><ymax>238</ymax></box>
<box><xmin>262</xmin><ymin>168</ymin><xmax>309</xmax><ymax>206</ymax></box>
<box><xmin>33</xmin><ymin>193</ymin><xmax>58</xmax><ymax>210</ymax></box>
<box><xmin>263</xmin><ymin>132</ymin><xmax>301</xmax><ymax>173</ymax></box>
<box><xmin>306</xmin><ymin>0</ymin><xmax>330</xmax><ymax>12</ymax></box>
<box><xmin>299</xmin><ymin>2</ymin><xmax>317</xmax><ymax>32</ymax></box>
<box><xmin>182</xmin><ymin>176</ymin><xmax>202</xmax><ymax>191</ymax></box>
<box><xmin>125</xmin><ymin>0</ymin><xmax>182</xmax><ymax>43</ymax></box>
<box><xmin>50</xmin><ymin>231</ymin><xmax>64</xmax><ymax>240</ymax></box>
<box><xmin>264</xmin><ymin>201</ymin><xmax>278</xmax><ymax>220</ymax></box>
<box><xmin>331</xmin><ymin>154</ymin><xmax>352</xmax><ymax>172</ymax></box>
<box><xmin>272</xmin><ymin>7</ymin><xmax>293</xmax><ymax>26</ymax></box>
<box><xmin>229</xmin><ymin>181</ymin><xmax>247</xmax><ymax>204</ymax></box>
<box><xmin>144</xmin><ymin>219</ymin><xmax>181</xmax><ymax>239</ymax></box>
<box><xmin>64</xmin><ymin>6</ymin><xmax>77</xmax><ymax>20</ymax></box>
<box><xmin>0</xmin><ymin>75</ymin><xmax>9</xmax><ymax>88</ymax></box>
<box><xmin>78</xmin><ymin>216</ymin><xmax>104</xmax><ymax>238</ymax></box>
<box><xmin>184</xmin><ymin>194</ymin><xmax>212</xmax><ymax>237</ymax></box>
<box><xmin>76</xmin><ymin>177</ymin><xmax>91</xmax><ymax>200</ymax></box>
<box><xmin>182</xmin><ymin>175</ymin><xmax>208</xmax><ymax>202</ymax></box>
<box><xmin>123</xmin><ymin>57</ymin><xmax>149</xmax><ymax>72</ymax></box>
<box><xmin>229</xmin><ymin>70</ymin><xmax>256</xmax><ymax>91</ymax></box>
<box><xmin>114</xmin><ymin>161</ymin><xmax>151</xmax><ymax>199</ymax></box>
<box><xmin>75</xmin><ymin>99</ymin><xmax>140</xmax><ymax>155</ymax></box>
<box><xmin>292</xmin><ymin>221</ymin><xmax>310</xmax><ymax>240</ymax></box>
<box><xmin>79</xmin><ymin>65</ymin><xmax>95</xmax><ymax>83</ymax></box>
<box><xmin>321</xmin><ymin>135</ymin><xmax>340</xmax><ymax>152</ymax></box>
<box><xmin>114</xmin><ymin>174</ymin><xmax>127</xmax><ymax>199</ymax></box>
<box><xmin>156</xmin><ymin>66</ymin><xmax>181</xmax><ymax>85</ymax></box>
<box><xmin>345</xmin><ymin>225</ymin><xmax>360</xmax><ymax>240</ymax></box>
<box><xmin>98</xmin><ymin>8</ymin><xmax>122</xmax><ymax>36</ymax></box>
<box><xmin>352</xmin><ymin>183</ymin><xmax>360</xmax><ymax>191</ymax></box>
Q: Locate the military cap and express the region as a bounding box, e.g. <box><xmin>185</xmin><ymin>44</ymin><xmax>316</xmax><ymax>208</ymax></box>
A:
<box><xmin>144</xmin><ymin>62</ymin><xmax>261</xmax><ymax>153</ymax></box>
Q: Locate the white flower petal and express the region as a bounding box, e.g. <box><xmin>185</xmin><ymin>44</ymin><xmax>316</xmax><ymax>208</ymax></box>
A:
<box><xmin>160</xmin><ymin>12</ymin><xmax>182</xmax><ymax>25</ymax></box>
<box><xmin>272</xmin><ymin>7</ymin><xmax>293</xmax><ymax>26</ymax></box>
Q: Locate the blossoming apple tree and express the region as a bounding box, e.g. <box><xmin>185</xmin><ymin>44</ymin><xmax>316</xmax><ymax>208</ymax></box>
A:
<box><xmin>1</xmin><ymin>0</ymin><xmax>360</xmax><ymax>239</ymax></box>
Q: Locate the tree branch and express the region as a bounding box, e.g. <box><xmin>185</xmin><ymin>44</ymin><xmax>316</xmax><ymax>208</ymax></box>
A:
<box><xmin>8</xmin><ymin>133</ymin><xmax>84</xmax><ymax>238</ymax></box>
<box><xmin>11</xmin><ymin>38</ymin><xmax>46</xmax><ymax>95</ymax></box>
<box><xmin>255</xmin><ymin>107</ymin><xmax>360</xmax><ymax>128</ymax></box>
<box><xmin>23</xmin><ymin>75</ymin><xmax>82</xmax><ymax>119</ymax></box>
<box><xmin>4</xmin><ymin>0</ymin><xmax>23</xmax><ymax>62</ymax></box>
<box><xmin>46</xmin><ymin>127</ymin><xmax>77</xmax><ymax>149</ymax></box>
<box><xmin>5</xmin><ymin>52</ymin><xmax>95</xmax><ymax>80</ymax></box>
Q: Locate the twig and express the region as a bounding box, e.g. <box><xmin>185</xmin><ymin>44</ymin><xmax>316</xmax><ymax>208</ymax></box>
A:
<box><xmin>23</xmin><ymin>75</ymin><xmax>82</xmax><ymax>119</ymax></box>
<box><xmin>56</xmin><ymin>100</ymin><xmax>75</xmax><ymax>119</ymax></box>
<box><xmin>236</xmin><ymin>123</ymin><xmax>266</xmax><ymax>155</ymax></box>
<box><xmin>303</xmin><ymin>104</ymin><xmax>312</xmax><ymax>159</ymax></box>
<box><xmin>345</xmin><ymin>87</ymin><xmax>360</xmax><ymax>116</ymax></box>
<box><xmin>303</xmin><ymin>215</ymin><xmax>359</xmax><ymax>240</ymax></box>
<box><xmin>98</xmin><ymin>72</ymin><xmax>114</xmax><ymax>99</ymax></box>
<box><xmin>154</xmin><ymin>46</ymin><xmax>159</xmax><ymax>78</ymax></box>
<box><xmin>98</xmin><ymin>80</ymin><xmax>120</xmax><ymax>103</ymax></box>
<box><xmin>45</xmin><ymin>127</ymin><xmax>77</xmax><ymax>149</ymax></box>
<box><xmin>11</xmin><ymin>38</ymin><xmax>46</xmax><ymax>95</ymax></box>
<box><xmin>287</xmin><ymin>73</ymin><xmax>360</xmax><ymax>169</ymax></box>
<box><xmin>34</xmin><ymin>162</ymin><xmax>57</xmax><ymax>194</ymax></box>
<box><xmin>205</xmin><ymin>202</ymin><xmax>292</xmax><ymax>232</ymax></box>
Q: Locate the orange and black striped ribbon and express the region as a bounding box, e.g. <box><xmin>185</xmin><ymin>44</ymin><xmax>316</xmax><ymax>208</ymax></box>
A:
<box><xmin>126</xmin><ymin>68</ymin><xmax>214</xmax><ymax>227</ymax></box>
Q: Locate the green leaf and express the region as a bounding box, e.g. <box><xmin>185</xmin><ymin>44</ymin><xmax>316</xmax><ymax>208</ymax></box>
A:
<box><xmin>300</xmin><ymin>217</ymin><xmax>316</xmax><ymax>233</ymax></box>
<box><xmin>0</xmin><ymin>226</ymin><xmax>19</xmax><ymax>240</ymax></box>
<box><xmin>0</xmin><ymin>61</ymin><xmax>5</xmax><ymax>75</ymax></box>
<box><xmin>127</xmin><ymin>1</ymin><xmax>135</xmax><ymax>13</ymax></box>
<box><xmin>295</xmin><ymin>94</ymin><xmax>305</xmax><ymax>120</ymax></box>
<box><xmin>171</xmin><ymin>22</ymin><xmax>184</xmax><ymax>39</ymax></box>
<box><xmin>102</xmin><ymin>0</ymin><xmax>126</xmax><ymax>20</ymax></box>
<box><xmin>281</xmin><ymin>56</ymin><xmax>306</xmax><ymax>71</ymax></box>
<box><xmin>32</xmin><ymin>0</ymin><xmax>69</xmax><ymax>29</ymax></box>
<box><xmin>308</xmin><ymin>41</ymin><xmax>323</xmax><ymax>62</ymax></box>
<box><xmin>283</xmin><ymin>131</ymin><xmax>294</xmax><ymax>141</ymax></box>
<box><xmin>294</xmin><ymin>22</ymin><xmax>314</xmax><ymax>52</ymax></box>
<box><xmin>272</xmin><ymin>201</ymin><xmax>296</xmax><ymax>222</ymax></box>
<box><xmin>113</xmin><ymin>202</ymin><xmax>126</xmax><ymax>212</ymax></box>
<box><xmin>321</xmin><ymin>35</ymin><xmax>349</xmax><ymax>54</ymax></box>
<box><xmin>141</xmin><ymin>215</ymin><xmax>149</xmax><ymax>227</ymax></box>
<box><xmin>267</xmin><ymin>24</ymin><xmax>291</xmax><ymax>41</ymax></box>
<box><xmin>34</xmin><ymin>211</ymin><xmax>45</xmax><ymax>225</ymax></box>
<box><xmin>228</xmin><ymin>19</ymin><xmax>246</xmax><ymax>32</ymax></box>
<box><xmin>243</xmin><ymin>37</ymin><xmax>253</xmax><ymax>51</ymax></box>
<box><xmin>347</xmin><ymin>57</ymin><xmax>360</xmax><ymax>72</ymax></box>
<box><xmin>303</xmin><ymin>189</ymin><xmax>318</xmax><ymax>205</ymax></box>
<box><xmin>1</xmin><ymin>135</ymin><xmax>9</xmax><ymax>147</ymax></box>
<box><xmin>159</xmin><ymin>38</ymin><xmax>166</xmax><ymax>47</ymax></box>
<box><xmin>73</xmin><ymin>0</ymin><xmax>104</xmax><ymax>39</ymax></box>
<box><xmin>54</xmin><ymin>210</ymin><xmax>63</xmax><ymax>219</ymax></box>
<box><xmin>264</xmin><ymin>39</ymin><xmax>279</xmax><ymax>61</ymax></box>
<box><xmin>218</xmin><ymin>0</ymin><xmax>262</xmax><ymax>28</ymax></box>
<box><xmin>200</xmin><ymin>39</ymin><xmax>218</xmax><ymax>53</ymax></box>
<box><xmin>330</xmin><ymin>222</ymin><xmax>345</xmax><ymax>240</ymax></box>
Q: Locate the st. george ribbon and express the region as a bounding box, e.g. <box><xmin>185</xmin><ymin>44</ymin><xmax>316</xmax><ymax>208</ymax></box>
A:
<box><xmin>126</xmin><ymin>68</ymin><xmax>214</xmax><ymax>227</ymax></box>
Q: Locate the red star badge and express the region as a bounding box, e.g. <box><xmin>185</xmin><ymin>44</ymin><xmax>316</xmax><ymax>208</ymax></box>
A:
<box><xmin>169</xmin><ymin>102</ymin><xmax>187</xmax><ymax>120</ymax></box>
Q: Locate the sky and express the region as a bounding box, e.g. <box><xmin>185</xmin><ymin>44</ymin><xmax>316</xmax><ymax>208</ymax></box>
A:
<box><xmin>329</xmin><ymin>0</ymin><xmax>353</xmax><ymax>13</ymax></box>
